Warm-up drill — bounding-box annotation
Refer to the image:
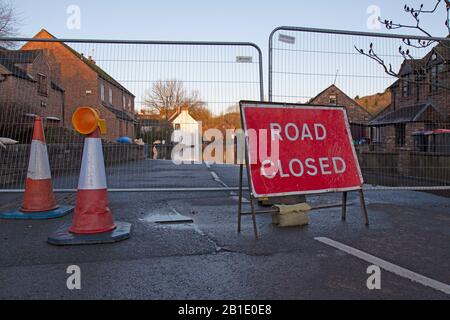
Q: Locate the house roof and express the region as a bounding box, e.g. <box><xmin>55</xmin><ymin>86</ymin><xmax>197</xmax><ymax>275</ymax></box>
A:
<box><xmin>0</xmin><ymin>48</ymin><xmax>35</xmax><ymax>81</ymax></box>
<box><xmin>104</xmin><ymin>104</ymin><xmax>136</xmax><ymax>123</ymax></box>
<box><xmin>398</xmin><ymin>38</ymin><xmax>450</xmax><ymax>76</ymax></box>
<box><xmin>369</xmin><ymin>102</ymin><xmax>444</xmax><ymax>126</ymax></box>
<box><xmin>28</xmin><ymin>29</ymin><xmax>135</xmax><ymax>97</ymax></box>
<box><xmin>0</xmin><ymin>47</ymin><xmax>65</xmax><ymax>91</ymax></box>
<box><xmin>139</xmin><ymin>118</ymin><xmax>168</xmax><ymax>126</ymax></box>
<box><xmin>398</xmin><ymin>58</ymin><xmax>426</xmax><ymax>76</ymax></box>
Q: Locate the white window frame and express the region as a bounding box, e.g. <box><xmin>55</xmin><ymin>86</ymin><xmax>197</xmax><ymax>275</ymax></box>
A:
<box><xmin>100</xmin><ymin>83</ymin><xmax>105</xmax><ymax>101</ymax></box>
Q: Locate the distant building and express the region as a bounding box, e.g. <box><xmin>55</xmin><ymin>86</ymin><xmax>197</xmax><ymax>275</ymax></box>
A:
<box><xmin>309</xmin><ymin>84</ymin><xmax>371</xmax><ymax>141</ymax></box>
<box><xmin>0</xmin><ymin>47</ymin><xmax>64</xmax><ymax>127</ymax></box>
<box><xmin>21</xmin><ymin>29</ymin><xmax>136</xmax><ymax>141</ymax></box>
<box><xmin>169</xmin><ymin>104</ymin><xmax>201</xmax><ymax>162</ymax></box>
<box><xmin>369</xmin><ymin>39</ymin><xmax>449</xmax><ymax>151</ymax></box>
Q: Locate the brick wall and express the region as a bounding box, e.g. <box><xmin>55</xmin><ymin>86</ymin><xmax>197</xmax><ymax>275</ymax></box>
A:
<box><xmin>357</xmin><ymin>149</ymin><xmax>450</xmax><ymax>186</ymax></box>
<box><xmin>391</xmin><ymin>64</ymin><xmax>450</xmax><ymax>120</ymax></box>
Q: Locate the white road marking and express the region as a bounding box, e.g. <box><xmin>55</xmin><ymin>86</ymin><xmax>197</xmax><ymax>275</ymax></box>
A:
<box><xmin>315</xmin><ymin>237</ymin><xmax>450</xmax><ymax>295</ymax></box>
<box><xmin>207</xmin><ymin>166</ymin><xmax>250</xmax><ymax>202</ymax></box>
<box><xmin>210</xmin><ymin>171</ymin><xmax>221</xmax><ymax>183</ymax></box>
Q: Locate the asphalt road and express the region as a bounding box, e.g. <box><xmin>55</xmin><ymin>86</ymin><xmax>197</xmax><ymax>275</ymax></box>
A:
<box><xmin>0</xmin><ymin>160</ymin><xmax>449</xmax><ymax>299</ymax></box>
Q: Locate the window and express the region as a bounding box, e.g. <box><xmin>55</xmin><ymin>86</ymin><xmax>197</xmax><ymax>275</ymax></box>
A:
<box><xmin>37</xmin><ymin>74</ymin><xmax>48</xmax><ymax>96</ymax></box>
<box><xmin>123</xmin><ymin>95</ymin><xmax>126</xmax><ymax>109</ymax></box>
<box><xmin>430</xmin><ymin>64</ymin><xmax>443</xmax><ymax>93</ymax></box>
<box><xmin>395</xmin><ymin>124</ymin><xmax>406</xmax><ymax>147</ymax></box>
<box><xmin>371</xmin><ymin>127</ymin><xmax>382</xmax><ymax>144</ymax></box>
<box><xmin>128</xmin><ymin>98</ymin><xmax>132</xmax><ymax>111</ymax></box>
<box><xmin>100</xmin><ymin>83</ymin><xmax>105</xmax><ymax>101</ymax></box>
<box><xmin>402</xmin><ymin>76</ymin><xmax>410</xmax><ymax>97</ymax></box>
<box><xmin>174</xmin><ymin>124</ymin><xmax>181</xmax><ymax>130</ymax></box>
<box><xmin>40</xmin><ymin>100</ymin><xmax>47</xmax><ymax>108</ymax></box>
<box><xmin>109</xmin><ymin>88</ymin><xmax>113</xmax><ymax>104</ymax></box>
<box><xmin>329</xmin><ymin>95</ymin><xmax>337</xmax><ymax>105</ymax></box>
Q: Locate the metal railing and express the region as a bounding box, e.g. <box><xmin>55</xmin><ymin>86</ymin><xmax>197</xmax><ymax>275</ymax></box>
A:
<box><xmin>269</xmin><ymin>26</ymin><xmax>450</xmax><ymax>190</ymax></box>
<box><xmin>0</xmin><ymin>37</ymin><xmax>263</xmax><ymax>191</ymax></box>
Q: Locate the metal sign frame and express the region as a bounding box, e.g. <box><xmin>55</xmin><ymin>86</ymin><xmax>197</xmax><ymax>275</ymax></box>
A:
<box><xmin>237</xmin><ymin>100</ymin><xmax>369</xmax><ymax>239</ymax></box>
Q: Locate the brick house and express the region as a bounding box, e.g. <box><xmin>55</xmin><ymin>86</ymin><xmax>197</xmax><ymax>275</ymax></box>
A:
<box><xmin>21</xmin><ymin>29</ymin><xmax>136</xmax><ymax>141</ymax></box>
<box><xmin>309</xmin><ymin>84</ymin><xmax>371</xmax><ymax>141</ymax></box>
<box><xmin>369</xmin><ymin>39</ymin><xmax>449</xmax><ymax>151</ymax></box>
<box><xmin>0</xmin><ymin>47</ymin><xmax>64</xmax><ymax>140</ymax></box>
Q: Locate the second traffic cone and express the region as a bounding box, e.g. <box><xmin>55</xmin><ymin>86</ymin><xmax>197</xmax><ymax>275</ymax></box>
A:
<box><xmin>48</xmin><ymin>107</ymin><xmax>131</xmax><ymax>245</ymax></box>
<box><xmin>0</xmin><ymin>116</ymin><xmax>73</xmax><ymax>220</ymax></box>
<box><xmin>70</xmin><ymin>128</ymin><xmax>116</xmax><ymax>234</ymax></box>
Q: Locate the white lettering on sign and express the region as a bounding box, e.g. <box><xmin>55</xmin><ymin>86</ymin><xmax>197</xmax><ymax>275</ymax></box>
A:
<box><xmin>270</xmin><ymin>123</ymin><xmax>327</xmax><ymax>142</ymax></box>
<box><xmin>261</xmin><ymin>157</ymin><xmax>347</xmax><ymax>179</ymax></box>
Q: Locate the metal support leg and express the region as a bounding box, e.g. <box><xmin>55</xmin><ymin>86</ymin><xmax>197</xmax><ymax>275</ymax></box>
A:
<box><xmin>249</xmin><ymin>195</ymin><xmax>259</xmax><ymax>240</ymax></box>
<box><xmin>237</xmin><ymin>164</ymin><xmax>243</xmax><ymax>233</ymax></box>
<box><xmin>359</xmin><ymin>189</ymin><xmax>369</xmax><ymax>226</ymax></box>
<box><xmin>341</xmin><ymin>192</ymin><xmax>347</xmax><ymax>221</ymax></box>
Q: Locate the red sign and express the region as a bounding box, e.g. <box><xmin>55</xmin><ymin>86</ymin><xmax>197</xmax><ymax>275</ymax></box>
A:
<box><xmin>240</xmin><ymin>102</ymin><xmax>363</xmax><ymax>197</ymax></box>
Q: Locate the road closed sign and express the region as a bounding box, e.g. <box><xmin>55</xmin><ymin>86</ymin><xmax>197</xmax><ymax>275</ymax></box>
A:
<box><xmin>240</xmin><ymin>102</ymin><xmax>364</xmax><ymax>198</ymax></box>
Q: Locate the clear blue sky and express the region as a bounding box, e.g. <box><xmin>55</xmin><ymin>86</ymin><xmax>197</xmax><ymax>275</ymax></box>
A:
<box><xmin>10</xmin><ymin>0</ymin><xmax>450</xmax><ymax>109</ymax></box>
<box><xmin>13</xmin><ymin>0</ymin><xmax>448</xmax><ymax>44</ymax></box>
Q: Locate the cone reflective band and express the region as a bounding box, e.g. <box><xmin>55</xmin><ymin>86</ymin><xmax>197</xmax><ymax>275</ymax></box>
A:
<box><xmin>72</xmin><ymin>107</ymin><xmax>107</xmax><ymax>135</ymax></box>
<box><xmin>0</xmin><ymin>116</ymin><xmax>73</xmax><ymax>220</ymax></box>
<box><xmin>21</xmin><ymin>116</ymin><xmax>58</xmax><ymax>212</ymax></box>
<box><xmin>69</xmin><ymin>128</ymin><xmax>116</xmax><ymax>234</ymax></box>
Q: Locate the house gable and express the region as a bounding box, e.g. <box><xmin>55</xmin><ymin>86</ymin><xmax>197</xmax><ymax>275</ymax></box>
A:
<box><xmin>171</xmin><ymin>111</ymin><xmax>198</xmax><ymax>125</ymax></box>
<box><xmin>310</xmin><ymin>84</ymin><xmax>371</xmax><ymax>124</ymax></box>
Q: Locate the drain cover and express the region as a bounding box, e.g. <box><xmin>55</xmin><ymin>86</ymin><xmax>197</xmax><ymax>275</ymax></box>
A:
<box><xmin>143</xmin><ymin>212</ymin><xmax>194</xmax><ymax>224</ymax></box>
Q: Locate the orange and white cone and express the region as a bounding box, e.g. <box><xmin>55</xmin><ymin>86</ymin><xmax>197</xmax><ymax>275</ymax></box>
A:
<box><xmin>48</xmin><ymin>124</ymin><xmax>131</xmax><ymax>245</ymax></box>
<box><xmin>0</xmin><ymin>116</ymin><xmax>73</xmax><ymax>220</ymax></box>
<box><xmin>69</xmin><ymin>128</ymin><xmax>116</xmax><ymax>234</ymax></box>
<box><xmin>21</xmin><ymin>116</ymin><xmax>58</xmax><ymax>212</ymax></box>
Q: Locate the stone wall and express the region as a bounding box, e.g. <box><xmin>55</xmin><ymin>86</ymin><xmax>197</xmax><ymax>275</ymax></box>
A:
<box><xmin>357</xmin><ymin>148</ymin><xmax>450</xmax><ymax>186</ymax></box>
<box><xmin>0</xmin><ymin>143</ymin><xmax>145</xmax><ymax>187</ymax></box>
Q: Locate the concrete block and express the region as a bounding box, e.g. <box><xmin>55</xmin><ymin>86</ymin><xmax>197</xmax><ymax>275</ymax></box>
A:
<box><xmin>272</xmin><ymin>211</ymin><xmax>309</xmax><ymax>227</ymax></box>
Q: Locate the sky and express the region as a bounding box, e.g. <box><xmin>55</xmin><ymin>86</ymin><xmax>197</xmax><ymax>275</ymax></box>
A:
<box><xmin>8</xmin><ymin>0</ymin><xmax>450</xmax><ymax>110</ymax></box>
<box><xmin>13</xmin><ymin>0</ymin><xmax>448</xmax><ymax>41</ymax></box>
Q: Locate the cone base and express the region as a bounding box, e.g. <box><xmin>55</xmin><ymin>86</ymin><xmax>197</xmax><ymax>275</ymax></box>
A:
<box><xmin>0</xmin><ymin>206</ymin><xmax>74</xmax><ymax>220</ymax></box>
<box><xmin>47</xmin><ymin>221</ymin><xmax>131</xmax><ymax>246</ymax></box>
<box><xmin>20</xmin><ymin>204</ymin><xmax>59</xmax><ymax>213</ymax></box>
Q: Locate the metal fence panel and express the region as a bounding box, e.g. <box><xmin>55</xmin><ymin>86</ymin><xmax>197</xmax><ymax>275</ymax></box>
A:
<box><xmin>0</xmin><ymin>37</ymin><xmax>263</xmax><ymax>191</ymax></box>
<box><xmin>269</xmin><ymin>26</ymin><xmax>450</xmax><ymax>190</ymax></box>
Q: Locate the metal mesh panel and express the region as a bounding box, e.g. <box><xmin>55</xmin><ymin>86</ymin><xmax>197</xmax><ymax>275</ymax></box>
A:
<box><xmin>0</xmin><ymin>38</ymin><xmax>263</xmax><ymax>190</ymax></box>
<box><xmin>269</xmin><ymin>27</ymin><xmax>450</xmax><ymax>190</ymax></box>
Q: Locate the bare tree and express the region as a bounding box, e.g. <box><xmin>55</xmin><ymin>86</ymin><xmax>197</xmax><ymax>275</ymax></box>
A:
<box><xmin>143</xmin><ymin>80</ymin><xmax>206</xmax><ymax>120</ymax></box>
<box><xmin>355</xmin><ymin>0</ymin><xmax>450</xmax><ymax>90</ymax></box>
<box><xmin>0</xmin><ymin>0</ymin><xmax>20</xmax><ymax>47</ymax></box>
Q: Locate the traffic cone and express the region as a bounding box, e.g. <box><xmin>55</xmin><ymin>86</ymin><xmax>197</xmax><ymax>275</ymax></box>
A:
<box><xmin>0</xmin><ymin>116</ymin><xmax>73</xmax><ymax>220</ymax></box>
<box><xmin>48</xmin><ymin>107</ymin><xmax>131</xmax><ymax>245</ymax></box>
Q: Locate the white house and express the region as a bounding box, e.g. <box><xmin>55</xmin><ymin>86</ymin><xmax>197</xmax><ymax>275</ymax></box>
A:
<box><xmin>170</xmin><ymin>105</ymin><xmax>201</xmax><ymax>162</ymax></box>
